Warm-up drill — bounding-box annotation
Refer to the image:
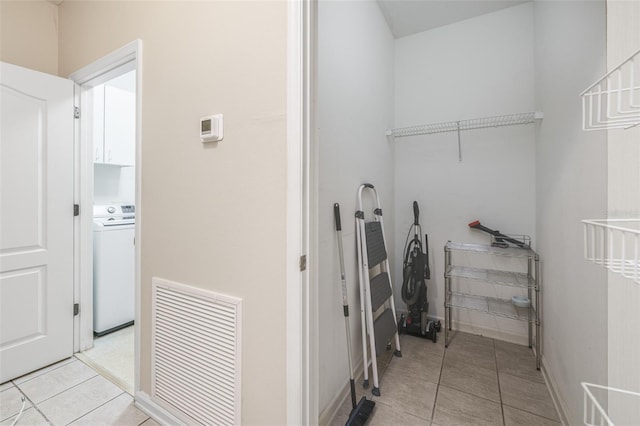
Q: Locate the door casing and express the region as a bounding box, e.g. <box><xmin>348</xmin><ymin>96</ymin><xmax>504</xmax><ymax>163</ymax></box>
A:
<box><xmin>69</xmin><ymin>40</ymin><xmax>142</xmax><ymax>395</ymax></box>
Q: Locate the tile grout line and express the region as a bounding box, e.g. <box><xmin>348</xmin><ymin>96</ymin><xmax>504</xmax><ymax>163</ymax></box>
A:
<box><xmin>498</xmin><ymin>368</ymin><xmax>561</xmax><ymax>421</ymax></box>
<box><xmin>64</xmin><ymin>390</ymin><xmax>126</xmax><ymax>425</ymax></box>
<box><xmin>10</xmin><ymin>358</ymin><xmax>77</xmax><ymax>387</ymax></box>
<box><xmin>137</xmin><ymin>417</ymin><xmax>152</xmax><ymax>426</ymax></box>
<box><xmin>15</xmin><ymin>373</ymin><xmax>98</xmax><ymax>408</ymax></box>
<box><xmin>429</xmin><ymin>340</ymin><xmax>446</xmax><ymax>425</ymax></box>
<box><xmin>9</xmin><ymin>381</ymin><xmax>55</xmax><ymax>425</ymax></box>
<box><xmin>435</xmin><ymin>337</ymin><xmax>503</xmax><ymax>406</ymax></box>
<box><xmin>501</xmin><ymin>402</ymin><xmax>561</xmax><ymax>423</ymax></box>
<box><xmin>492</xmin><ymin>339</ymin><xmax>506</xmax><ymax>426</ymax></box>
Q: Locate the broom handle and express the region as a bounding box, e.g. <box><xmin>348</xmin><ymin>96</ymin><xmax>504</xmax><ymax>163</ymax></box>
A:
<box><xmin>334</xmin><ymin>203</ymin><xmax>357</xmax><ymax>409</ymax></box>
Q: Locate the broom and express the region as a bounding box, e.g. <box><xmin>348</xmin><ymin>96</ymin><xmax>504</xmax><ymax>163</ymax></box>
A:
<box><xmin>334</xmin><ymin>203</ymin><xmax>376</xmax><ymax>426</ymax></box>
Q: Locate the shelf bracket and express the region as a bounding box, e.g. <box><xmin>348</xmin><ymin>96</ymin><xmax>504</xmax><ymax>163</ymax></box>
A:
<box><xmin>456</xmin><ymin>121</ymin><xmax>462</xmax><ymax>162</ymax></box>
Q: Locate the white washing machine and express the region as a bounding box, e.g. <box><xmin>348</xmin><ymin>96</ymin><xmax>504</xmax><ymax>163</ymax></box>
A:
<box><xmin>93</xmin><ymin>204</ymin><xmax>135</xmax><ymax>336</ymax></box>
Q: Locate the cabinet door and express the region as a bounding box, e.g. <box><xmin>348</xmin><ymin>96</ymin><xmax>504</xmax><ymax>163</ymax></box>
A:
<box><xmin>104</xmin><ymin>85</ymin><xmax>135</xmax><ymax>166</ymax></box>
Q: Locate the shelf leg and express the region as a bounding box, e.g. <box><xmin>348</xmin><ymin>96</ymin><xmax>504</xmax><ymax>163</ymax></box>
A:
<box><xmin>535</xmin><ymin>257</ymin><xmax>541</xmax><ymax>370</ymax></box>
<box><xmin>528</xmin><ymin>257</ymin><xmax>533</xmax><ymax>349</ymax></box>
<box><xmin>444</xmin><ymin>248</ymin><xmax>450</xmax><ymax>347</ymax></box>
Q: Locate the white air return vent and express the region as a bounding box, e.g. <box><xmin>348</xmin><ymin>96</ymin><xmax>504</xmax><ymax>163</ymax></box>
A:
<box><xmin>151</xmin><ymin>277</ymin><xmax>242</xmax><ymax>425</ymax></box>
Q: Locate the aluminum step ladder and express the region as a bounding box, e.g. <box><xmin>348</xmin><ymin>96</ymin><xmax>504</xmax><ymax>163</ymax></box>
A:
<box><xmin>355</xmin><ymin>183</ymin><xmax>402</xmax><ymax>396</ymax></box>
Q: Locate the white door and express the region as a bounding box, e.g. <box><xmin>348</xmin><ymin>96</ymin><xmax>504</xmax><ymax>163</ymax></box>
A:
<box><xmin>0</xmin><ymin>62</ymin><xmax>75</xmax><ymax>383</ymax></box>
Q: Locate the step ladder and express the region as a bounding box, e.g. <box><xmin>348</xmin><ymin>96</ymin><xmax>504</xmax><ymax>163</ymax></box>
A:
<box><xmin>355</xmin><ymin>183</ymin><xmax>402</xmax><ymax>396</ymax></box>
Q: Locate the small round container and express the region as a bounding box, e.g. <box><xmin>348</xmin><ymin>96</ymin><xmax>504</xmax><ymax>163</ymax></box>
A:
<box><xmin>512</xmin><ymin>295</ymin><xmax>530</xmax><ymax>308</ymax></box>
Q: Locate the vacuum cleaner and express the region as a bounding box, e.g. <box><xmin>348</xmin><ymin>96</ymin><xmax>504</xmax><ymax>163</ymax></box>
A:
<box><xmin>397</xmin><ymin>201</ymin><xmax>440</xmax><ymax>342</ymax></box>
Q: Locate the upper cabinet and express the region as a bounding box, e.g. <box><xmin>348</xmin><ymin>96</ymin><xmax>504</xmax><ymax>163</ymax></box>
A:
<box><xmin>93</xmin><ymin>72</ymin><xmax>136</xmax><ymax>167</ymax></box>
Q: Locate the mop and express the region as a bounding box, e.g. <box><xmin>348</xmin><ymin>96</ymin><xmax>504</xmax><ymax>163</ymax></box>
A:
<box><xmin>334</xmin><ymin>203</ymin><xmax>375</xmax><ymax>426</ymax></box>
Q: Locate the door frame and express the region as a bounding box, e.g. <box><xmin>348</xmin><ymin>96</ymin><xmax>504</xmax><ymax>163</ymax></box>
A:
<box><xmin>69</xmin><ymin>40</ymin><xmax>142</xmax><ymax>394</ymax></box>
<box><xmin>287</xmin><ymin>1</ymin><xmax>317</xmax><ymax>424</ymax></box>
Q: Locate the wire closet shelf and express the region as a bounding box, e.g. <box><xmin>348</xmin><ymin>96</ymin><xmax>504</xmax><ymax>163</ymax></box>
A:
<box><xmin>386</xmin><ymin>111</ymin><xmax>544</xmax><ymax>138</ymax></box>
<box><xmin>582</xmin><ymin>219</ymin><xmax>640</xmax><ymax>284</ymax></box>
<box><xmin>582</xmin><ymin>382</ymin><xmax>640</xmax><ymax>426</ymax></box>
<box><xmin>581</xmin><ymin>48</ymin><xmax>640</xmax><ymax>131</ymax></box>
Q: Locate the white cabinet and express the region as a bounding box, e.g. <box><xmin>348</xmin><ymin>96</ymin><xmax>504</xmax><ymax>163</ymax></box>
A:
<box><xmin>93</xmin><ymin>84</ymin><xmax>135</xmax><ymax>166</ymax></box>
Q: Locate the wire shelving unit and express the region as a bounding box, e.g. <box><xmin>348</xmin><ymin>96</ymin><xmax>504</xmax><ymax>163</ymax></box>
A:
<box><xmin>444</xmin><ymin>241</ymin><xmax>541</xmax><ymax>369</ymax></box>
<box><xmin>581</xmin><ymin>48</ymin><xmax>640</xmax><ymax>131</ymax></box>
<box><xmin>582</xmin><ymin>219</ymin><xmax>640</xmax><ymax>284</ymax></box>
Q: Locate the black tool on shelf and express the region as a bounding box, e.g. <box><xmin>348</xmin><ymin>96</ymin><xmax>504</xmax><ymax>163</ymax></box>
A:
<box><xmin>468</xmin><ymin>220</ymin><xmax>526</xmax><ymax>248</ymax></box>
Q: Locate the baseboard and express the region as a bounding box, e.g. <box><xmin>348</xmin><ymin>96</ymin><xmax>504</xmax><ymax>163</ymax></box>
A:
<box><xmin>395</xmin><ymin>310</ymin><xmax>529</xmax><ymax>346</ymax></box>
<box><xmin>540</xmin><ymin>356</ymin><xmax>571</xmax><ymax>426</ymax></box>
<box><xmin>444</xmin><ymin>319</ymin><xmax>529</xmax><ymax>346</ymax></box>
<box><xmin>318</xmin><ymin>357</ymin><xmax>365</xmax><ymax>426</ymax></box>
<box><xmin>135</xmin><ymin>391</ymin><xmax>184</xmax><ymax>426</ymax></box>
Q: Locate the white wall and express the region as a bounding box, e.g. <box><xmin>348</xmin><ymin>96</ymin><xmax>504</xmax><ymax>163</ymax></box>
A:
<box><xmin>317</xmin><ymin>0</ymin><xmax>395</xmax><ymax>418</ymax></box>
<box><xmin>607</xmin><ymin>1</ymin><xmax>640</xmax><ymax>423</ymax></box>
<box><xmin>393</xmin><ymin>3</ymin><xmax>536</xmax><ymax>343</ymax></box>
<box><xmin>534</xmin><ymin>1</ymin><xmax>608</xmax><ymax>424</ymax></box>
<box><xmin>94</xmin><ymin>164</ymin><xmax>135</xmax><ymax>204</ymax></box>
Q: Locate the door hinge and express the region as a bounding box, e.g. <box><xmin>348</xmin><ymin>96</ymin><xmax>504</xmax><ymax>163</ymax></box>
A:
<box><xmin>74</xmin><ymin>106</ymin><xmax>80</xmax><ymax>119</ymax></box>
<box><xmin>73</xmin><ymin>303</ymin><xmax>79</xmax><ymax>316</ymax></box>
<box><xmin>73</xmin><ymin>204</ymin><xmax>80</xmax><ymax>216</ymax></box>
<box><xmin>299</xmin><ymin>254</ymin><xmax>307</xmax><ymax>272</ymax></box>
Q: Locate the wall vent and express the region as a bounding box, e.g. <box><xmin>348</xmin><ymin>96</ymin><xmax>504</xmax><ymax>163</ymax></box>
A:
<box><xmin>151</xmin><ymin>277</ymin><xmax>242</xmax><ymax>425</ymax></box>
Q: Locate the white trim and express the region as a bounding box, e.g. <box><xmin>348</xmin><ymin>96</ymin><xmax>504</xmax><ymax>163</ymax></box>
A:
<box><xmin>287</xmin><ymin>0</ymin><xmax>304</xmax><ymax>423</ymax></box>
<box><xmin>541</xmin><ymin>355</ymin><xmax>571</xmax><ymax>426</ymax></box>
<box><xmin>72</xmin><ymin>83</ymin><xmax>81</xmax><ymax>354</ymax></box>
<box><xmin>70</xmin><ymin>40</ymin><xmax>142</xmax><ymax>397</ymax></box>
<box><xmin>75</xmin><ymin>83</ymin><xmax>94</xmax><ymax>353</ymax></box>
<box><xmin>68</xmin><ymin>40</ymin><xmax>138</xmax><ymax>85</ymax></box>
<box><xmin>134</xmin><ymin>391</ymin><xmax>184</xmax><ymax>426</ymax></box>
<box><xmin>287</xmin><ymin>0</ymin><xmax>316</xmax><ymax>424</ymax></box>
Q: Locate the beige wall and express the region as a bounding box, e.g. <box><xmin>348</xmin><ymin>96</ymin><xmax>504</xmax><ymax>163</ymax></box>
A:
<box><xmin>0</xmin><ymin>0</ymin><xmax>59</xmax><ymax>75</ymax></box>
<box><xmin>58</xmin><ymin>1</ymin><xmax>288</xmax><ymax>424</ymax></box>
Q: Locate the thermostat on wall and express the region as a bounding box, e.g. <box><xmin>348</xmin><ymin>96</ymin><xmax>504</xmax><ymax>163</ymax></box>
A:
<box><xmin>200</xmin><ymin>114</ymin><xmax>223</xmax><ymax>142</ymax></box>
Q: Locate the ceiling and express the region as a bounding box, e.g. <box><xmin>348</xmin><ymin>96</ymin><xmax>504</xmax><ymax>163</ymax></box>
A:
<box><xmin>377</xmin><ymin>0</ymin><xmax>530</xmax><ymax>38</ymax></box>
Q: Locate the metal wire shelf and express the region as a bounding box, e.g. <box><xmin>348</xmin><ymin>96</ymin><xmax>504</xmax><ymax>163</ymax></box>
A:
<box><xmin>581</xmin><ymin>48</ymin><xmax>640</xmax><ymax>131</ymax></box>
<box><xmin>386</xmin><ymin>112</ymin><xmax>544</xmax><ymax>138</ymax></box>
<box><xmin>582</xmin><ymin>382</ymin><xmax>640</xmax><ymax>426</ymax></box>
<box><xmin>446</xmin><ymin>292</ymin><xmax>535</xmax><ymax>322</ymax></box>
<box><xmin>446</xmin><ymin>265</ymin><xmax>534</xmax><ymax>288</ymax></box>
<box><xmin>445</xmin><ymin>241</ymin><xmax>538</xmax><ymax>259</ymax></box>
<box><xmin>582</xmin><ymin>219</ymin><xmax>640</xmax><ymax>284</ymax></box>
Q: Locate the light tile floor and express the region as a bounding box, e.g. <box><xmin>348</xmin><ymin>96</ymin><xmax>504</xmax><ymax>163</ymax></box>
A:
<box><xmin>1</xmin><ymin>330</ymin><xmax>560</xmax><ymax>425</ymax></box>
<box><xmin>0</xmin><ymin>357</ymin><xmax>155</xmax><ymax>426</ymax></box>
<box><xmin>332</xmin><ymin>331</ymin><xmax>562</xmax><ymax>426</ymax></box>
